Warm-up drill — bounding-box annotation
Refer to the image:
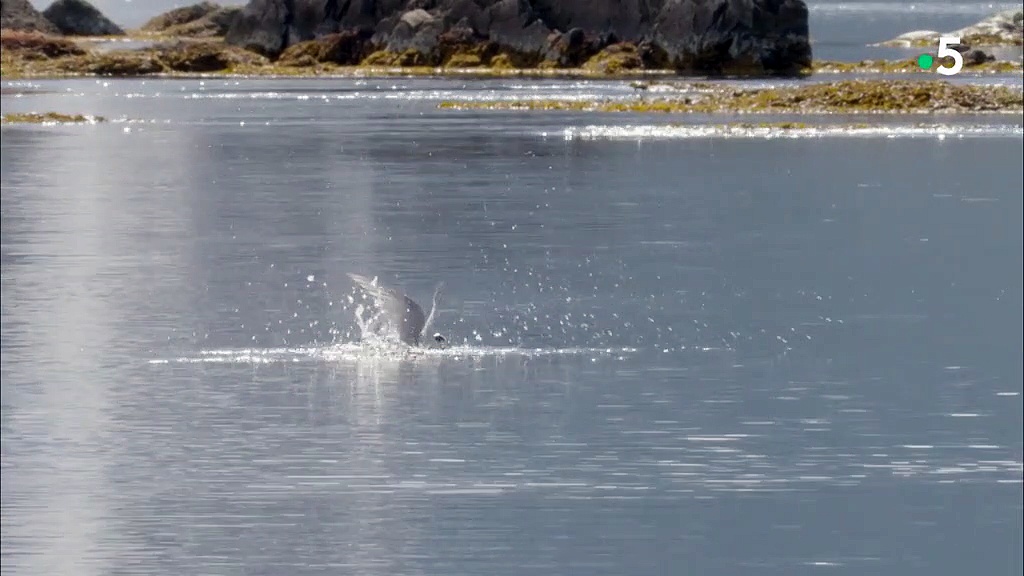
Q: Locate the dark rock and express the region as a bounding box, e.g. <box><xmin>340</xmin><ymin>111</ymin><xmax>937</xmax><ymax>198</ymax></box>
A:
<box><xmin>484</xmin><ymin>0</ymin><xmax>553</xmax><ymax>58</ymax></box>
<box><xmin>224</xmin><ymin>0</ymin><xmax>290</xmax><ymax>57</ymax></box>
<box><xmin>43</xmin><ymin>0</ymin><xmax>124</xmax><ymax>36</ymax></box>
<box><xmin>653</xmin><ymin>0</ymin><xmax>811</xmax><ymax>74</ymax></box>
<box><xmin>963</xmin><ymin>48</ymin><xmax>996</xmax><ymax>65</ymax></box>
<box><xmin>544</xmin><ymin>28</ymin><xmax>603</xmax><ymax>67</ymax></box>
<box><xmin>278</xmin><ymin>28</ymin><xmax>373</xmax><ymax>65</ymax></box>
<box><xmin>225</xmin><ymin>0</ymin><xmax>812</xmax><ymax>74</ymax></box>
<box><xmin>436</xmin><ymin>22</ymin><xmax>495</xmax><ymax>64</ymax></box>
<box><xmin>1</xmin><ymin>0</ymin><xmax>59</xmax><ymax>34</ymax></box>
<box><xmin>158</xmin><ymin>41</ymin><xmax>233</xmax><ymax>71</ymax></box>
<box><xmin>386</xmin><ymin>9</ymin><xmax>445</xmax><ymax>54</ymax></box>
<box><xmin>637</xmin><ymin>38</ymin><xmax>669</xmax><ymax>68</ymax></box>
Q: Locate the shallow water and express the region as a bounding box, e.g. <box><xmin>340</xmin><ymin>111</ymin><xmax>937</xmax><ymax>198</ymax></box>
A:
<box><xmin>1</xmin><ymin>71</ymin><xmax>1022</xmax><ymax>576</ymax></box>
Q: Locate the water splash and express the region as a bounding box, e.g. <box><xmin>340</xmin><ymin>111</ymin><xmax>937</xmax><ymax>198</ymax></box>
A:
<box><xmin>148</xmin><ymin>342</ymin><xmax>638</xmax><ymax>365</ymax></box>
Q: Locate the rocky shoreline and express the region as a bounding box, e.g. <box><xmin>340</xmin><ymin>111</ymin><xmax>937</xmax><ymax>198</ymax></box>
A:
<box><xmin>2</xmin><ymin>1</ymin><xmax>1021</xmax><ymax>78</ymax></box>
<box><xmin>1</xmin><ymin>1</ymin><xmax>1022</xmax><ymax>116</ymax></box>
<box><xmin>2</xmin><ymin>0</ymin><xmax>815</xmax><ymax>75</ymax></box>
<box><xmin>438</xmin><ymin>80</ymin><xmax>1024</xmax><ymax>114</ymax></box>
<box><xmin>2</xmin><ymin>29</ymin><xmax>1021</xmax><ymax>80</ymax></box>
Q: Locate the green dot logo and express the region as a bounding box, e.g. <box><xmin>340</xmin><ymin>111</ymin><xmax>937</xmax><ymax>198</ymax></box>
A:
<box><xmin>917</xmin><ymin>53</ymin><xmax>934</xmax><ymax>70</ymax></box>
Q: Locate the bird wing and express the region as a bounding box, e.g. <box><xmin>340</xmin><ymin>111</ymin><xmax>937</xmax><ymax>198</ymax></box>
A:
<box><xmin>348</xmin><ymin>273</ymin><xmax>426</xmax><ymax>342</ymax></box>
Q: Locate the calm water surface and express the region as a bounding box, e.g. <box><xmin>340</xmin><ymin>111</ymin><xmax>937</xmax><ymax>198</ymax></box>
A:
<box><xmin>1</xmin><ymin>75</ymin><xmax>1022</xmax><ymax>576</ymax></box>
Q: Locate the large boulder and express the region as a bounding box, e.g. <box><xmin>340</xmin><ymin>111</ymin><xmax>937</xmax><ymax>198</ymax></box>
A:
<box><xmin>141</xmin><ymin>2</ymin><xmax>220</xmax><ymax>31</ymax></box>
<box><xmin>653</xmin><ymin>0</ymin><xmax>811</xmax><ymax>74</ymax></box>
<box><xmin>42</xmin><ymin>0</ymin><xmax>124</xmax><ymax>36</ymax></box>
<box><xmin>141</xmin><ymin>2</ymin><xmax>241</xmax><ymax>38</ymax></box>
<box><xmin>224</xmin><ymin>0</ymin><xmax>812</xmax><ymax>74</ymax></box>
<box><xmin>1</xmin><ymin>0</ymin><xmax>59</xmax><ymax>34</ymax></box>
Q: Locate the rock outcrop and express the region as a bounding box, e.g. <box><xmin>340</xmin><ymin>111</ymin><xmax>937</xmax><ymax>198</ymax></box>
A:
<box><xmin>0</xmin><ymin>28</ymin><xmax>84</xmax><ymax>57</ymax></box>
<box><xmin>880</xmin><ymin>9</ymin><xmax>1024</xmax><ymax>47</ymax></box>
<box><xmin>1</xmin><ymin>0</ymin><xmax>60</xmax><ymax>33</ymax></box>
<box><xmin>225</xmin><ymin>0</ymin><xmax>812</xmax><ymax>74</ymax></box>
<box><xmin>140</xmin><ymin>2</ymin><xmax>241</xmax><ymax>38</ymax></box>
<box><xmin>42</xmin><ymin>0</ymin><xmax>124</xmax><ymax>36</ymax></box>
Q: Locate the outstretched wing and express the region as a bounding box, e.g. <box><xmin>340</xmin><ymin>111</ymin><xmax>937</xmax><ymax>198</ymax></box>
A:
<box><xmin>347</xmin><ymin>273</ymin><xmax>426</xmax><ymax>343</ymax></box>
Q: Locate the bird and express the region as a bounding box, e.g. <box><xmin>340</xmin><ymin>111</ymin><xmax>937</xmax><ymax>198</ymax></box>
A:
<box><xmin>347</xmin><ymin>273</ymin><xmax>446</xmax><ymax>347</ymax></box>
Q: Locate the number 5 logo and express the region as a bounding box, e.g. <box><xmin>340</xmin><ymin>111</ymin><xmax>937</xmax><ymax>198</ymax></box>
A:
<box><xmin>936</xmin><ymin>36</ymin><xmax>964</xmax><ymax>76</ymax></box>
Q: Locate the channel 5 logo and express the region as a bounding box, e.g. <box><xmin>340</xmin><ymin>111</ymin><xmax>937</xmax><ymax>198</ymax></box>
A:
<box><xmin>917</xmin><ymin>36</ymin><xmax>964</xmax><ymax>76</ymax></box>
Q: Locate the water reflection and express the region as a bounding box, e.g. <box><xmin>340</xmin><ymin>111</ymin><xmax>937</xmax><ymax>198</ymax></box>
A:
<box><xmin>2</xmin><ymin>74</ymin><xmax>1021</xmax><ymax>576</ymax></box>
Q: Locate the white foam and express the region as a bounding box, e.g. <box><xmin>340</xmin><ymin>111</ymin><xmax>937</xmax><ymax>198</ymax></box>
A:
<box><xmin>148</xmin><ymin>342</ymin><xmax>637</xmax><ymax>365</ymax></box>
<box><xmin>560</xmin><ymin>123</ymin><xmax>1024</xmax><ymax>141</ymax></box>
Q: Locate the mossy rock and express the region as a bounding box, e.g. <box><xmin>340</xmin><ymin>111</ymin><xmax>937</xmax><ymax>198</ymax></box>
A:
<box><xmin>583</xmin><ymin>43</ymin><xmax>643</xmax><ymax>74</ymax></box>
<box><xmin>489</xmin><ymin>53</ymin><xmax>514</xmax><ymax>69</ymax></box>
<box><xmin>1</xmin><ymin>112</ymin><xmax>104</xmax><ymax>124</ymax></box>
<box><xmin>489</xmin><ymin>51</ymin><xmax>540</xmax><ymax>69</ymax></box>
<box><xmin>278</xmin><ymin>40</ymin><xmax>323</xmax><ymax>67</ymax></box>
<box><xmin>0</xmin><ymin>30</ymin><xmax>85</xmax><ymax>59</ymax></box>
<box><xmin>158</xmin><ymin>41</ymin><xmax>266</xmax><ymax>72</ymax></box>
<box><xmin>445</xmin><ymin>52</ymin><xmax>483</xmax><ymax>68</ymax></box>
<box><xmin>159</xmin><ymin>42</ymin><xmax>231</xmax><ymax>72</ymax></box>
<box><xmin>360</xmin><ymin>49</ymin><xmax>426</xmax><ymax>67</ymax></box>
<box><xmin>86</xmin><ymin>52</ymin><xmax>166</xmax><ymax>76</ymax></box>
<box><xmin>396</xmin><ymin>49</ymin><xmax>427</xmax><ymax>66</ymax></box>
<box><xmin>279</xmin><ymin>53</ymin><xmax>317</xmax><ymax>68</ymax></box>
<box><xmin>439</xmin><ymin>80</ymin><xmax>1022</xmax><ymax>114</ymax></box>
<box><xmin>278</xmin><ymin>32</ymin><xmax>369</xmax><ymax>66</ymax></box>
<box><xmin>436</xmin><ymin>27</ymin><xmax>496</xmax><ymax>64</ymax></box>
<box><xmin>360</xmin><ymin>50</ymin><xmax>400</xmax><ymax>66</ymax></box>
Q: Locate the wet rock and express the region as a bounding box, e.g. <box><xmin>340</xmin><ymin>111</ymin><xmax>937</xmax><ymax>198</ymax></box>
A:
<box><xmin>1</xmin><ymin>0</ymin><xmax>59</xmax><ymax>34</ymax></box>
<box><xmin>42</xmin><ymin>0</ymin><xmax>124</xmax><ymax>36</ymax></box>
